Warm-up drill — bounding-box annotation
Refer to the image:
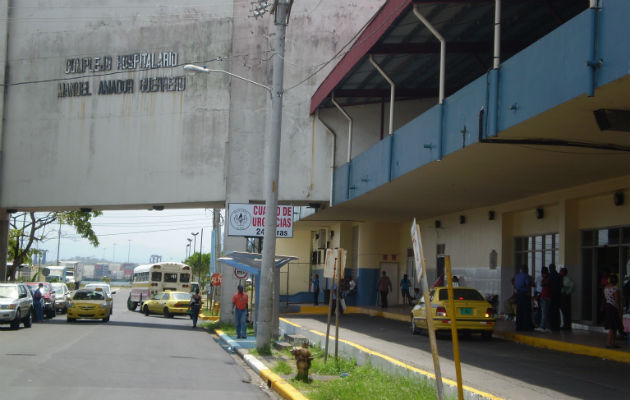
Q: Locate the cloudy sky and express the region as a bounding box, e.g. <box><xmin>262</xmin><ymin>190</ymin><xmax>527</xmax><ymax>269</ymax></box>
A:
<box><xmin>36</xmin><ymin>208</ymin><xmax>219</xmax><ymax>265</ymax></box>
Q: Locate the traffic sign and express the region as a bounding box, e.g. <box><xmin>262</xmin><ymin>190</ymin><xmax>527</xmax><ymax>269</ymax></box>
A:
<box><xmin>210</xmin><ymin>273</ymin><xmax>222</xmax><ymax>287</ymax></box>
<box><xmin>234</xmin><ymin>268</ymin><xmax>249</xmax><ymax>280</ymax></box>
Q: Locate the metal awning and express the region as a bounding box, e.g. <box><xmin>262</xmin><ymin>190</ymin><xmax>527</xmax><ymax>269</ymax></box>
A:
<box><xmin>218</xmin><ymin>251</ymin><xmax>297</xmax><ymax>276</ymax></box>
<box><xmin>310</xmin><ymin>0</ymin><xmax>586</xmax><ymax>114</ymax></box>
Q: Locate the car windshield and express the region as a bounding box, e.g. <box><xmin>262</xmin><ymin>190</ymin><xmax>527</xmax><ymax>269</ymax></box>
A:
<box><xmin>172</xmin><ymin>293</ymin><xmax>192</xmax><ymax>300</ymax></box>
<box><xmin>438</xmin><ymin>288</ymin><xmax>485</xmax><ymax>301</ymax></box>
<box><xmin>51</xmin><ymin>284</ymin><xmax>66</xmax><ymax>293</ymax></box>
<box><xmin>86</xmin><ymin>285</ymin><xmax>109</xmax><ymax>294</ymax></box>
<box><xmin>0</xmin><ymin>286</ymin><xmax>18</xmax><ymax>298</ymax></box>
<box><xmin>73</xmin><ymin>291</ymin><xmax>105</xmax><ymax>301</ymax></box>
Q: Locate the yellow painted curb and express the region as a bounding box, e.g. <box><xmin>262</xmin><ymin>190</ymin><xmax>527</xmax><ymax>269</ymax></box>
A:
<box><xmin>260</xmin><ymin>369</ymin><xmax>309</xmax><ymax>400</ymax></box>
<box><xmin>305</xmin><ymin>328</ymin><xmax>503</xmax><ymax>400</ymax></box>
<box><xmin>493</xmin><ymin>330</ymin><xmax>630</xmax><ymax>364</ymax></box>
<box><xmin>199</xmin><ymin>315</ymin><xmax>220</xmax><ymax>321</ymax></box>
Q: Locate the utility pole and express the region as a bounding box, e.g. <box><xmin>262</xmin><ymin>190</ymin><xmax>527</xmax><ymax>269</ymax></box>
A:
<box><xmin>198</xmin><ymin>229</ymin><xmax>203</xmax><ymax>283</ymax></box>
<box><xmin>191</xmin><ymin>232</ymin><xmax>199</xmax><ymax>279</ymax></box>
<box><xmin>256</xmin><ymin>0</ymin><xmax>291</xmax><ymax>352</ymax></box>
<box><xmin>56</xmin><ymin>220</ymin><xmax>61</xmax><ymax>264</ymax></box>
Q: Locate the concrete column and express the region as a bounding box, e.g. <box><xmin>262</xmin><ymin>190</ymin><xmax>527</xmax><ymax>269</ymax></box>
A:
<box><xmin>0</xmin><ymin>209</ymin><xmax>8</xmax><ymax>280</ymax></box>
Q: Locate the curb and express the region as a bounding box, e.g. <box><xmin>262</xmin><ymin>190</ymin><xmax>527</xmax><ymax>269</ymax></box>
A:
<box><xmin>279</xmin><ymin>318</ymin><xmax>503</xmax><ymax>400</ymax></box>
<box><xmin>215</xmin><ymin>329</ymin><xmax>308</xmax><ymax>400</ymax></box>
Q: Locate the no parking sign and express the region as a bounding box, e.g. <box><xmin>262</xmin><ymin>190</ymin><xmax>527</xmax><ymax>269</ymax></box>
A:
<box><xmin>234</xmin><ymin>268</ymin><xmax>249</xmax><ymax>280</ymax></box>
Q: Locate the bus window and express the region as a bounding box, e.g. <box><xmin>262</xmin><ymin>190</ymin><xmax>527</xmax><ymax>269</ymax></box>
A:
<box><xmin>151</xmin><ymin>272</ymin><xmax>162</xmax><ymax>282</ymax></box>
<box><xmin>164</xmin><ymin>273</ymin><xmax>177</xmax><ymax>283</ymax></box>
<box><xmin>180</xmin><ymin>273</ymin><xmax>190</xmax><ymax>283</ymax></box>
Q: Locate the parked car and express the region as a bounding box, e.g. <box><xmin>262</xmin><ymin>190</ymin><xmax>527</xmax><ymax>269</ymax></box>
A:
<box><xmin>411</xmin><ymin>287</ymin><xmax>496</xmax><ymax>339</ymax></box>
<box><xmin>25</xmin><ymin>282</ymin><xmax>56</xmax><ymax>319</ymax></box>
<box><xmin>50</xmin><ymin>282</ymin><xmax>71</xmax><ymax>314</ymax></box>
<box><xmin>67</xmin><ymin>288</ymin><xmax>112</xmax><ymax>323</ymax></box>
<box><xmin>0</xmin><ymin>283</ymin><xmax>33</xmax><ymax>329</ymax></box>
<box><xmin>142</xmin><ymin>291</ymin><xmax>192</xmax><ymax>318</ymax></box>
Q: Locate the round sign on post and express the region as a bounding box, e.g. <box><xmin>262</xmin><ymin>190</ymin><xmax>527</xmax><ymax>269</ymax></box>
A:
<box><xmin>210</xmin><ymin>273</ymin><xmax>222</xmax><ymax>287</ymax></box>
<box><xmin>234</xmin><ymin>268</ymin><xmax>249</xmax><ymax>280</ymax></box>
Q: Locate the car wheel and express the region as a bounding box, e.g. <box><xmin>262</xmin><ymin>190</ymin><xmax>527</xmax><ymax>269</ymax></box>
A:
<box><xmin>23</xmin><ymin>309</ymin><xmax>32</xmax><ymax>328</ymax></box>
<box><xmin>163</xmin><ymin>307</ymin><xmax>171</xmax><ymax>318</ymax></box>
<box><xmin>10</xmin><ymin>309</ymin><xmax>21</xmax><ymax>329</ymax></box>
<box><xmin>143</xmin><ymin>305</ymin><xmax>150</xmax><ymax>316</ymax></box>
<box><xmin>411</xmin><ymin>316</ymin><xmax>420</xmax><ymax>335</ymax></box>
<box><xmin>127</xmin><ymin>297</ymin><xmax>137</xmax><ymax>311</ymax></box>
<box><xmin>481</xmin><ymin>331</ymin><xmax>493</xmax><ymax>340</ymax></box>
<box><xmin>103</xmin><ymin>316</ymin><xmax>110</xmax><ymax>323</ymax></box>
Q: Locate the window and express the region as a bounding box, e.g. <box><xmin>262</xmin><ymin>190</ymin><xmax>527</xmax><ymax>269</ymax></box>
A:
<box><xmin>438</xmin><ymin>288</ymin><xmax>484</xmax><ymax>301</ymax></box>
<box><xmin>164</xmin><ymin>273</ymin><xmax>178</xmax><ymax>283</ymax></box>
<box><xmin>514</xmin><ymin>233</ymin><xmax>559</xmax><ymax>279</ymax></box>
<box><xmin>151</xmin><ymin>272</ymin><xmax>162</xmax><ymax>282</ymax></box>
<box><xmin>180</xmin><ymin>273</ymin><xmax>190</xmax><ymax>283</ymax></box>
<box><xmin>161</xmin><ymin>293</ymin><xmax>170</xmax><ymax>300</ymax></box>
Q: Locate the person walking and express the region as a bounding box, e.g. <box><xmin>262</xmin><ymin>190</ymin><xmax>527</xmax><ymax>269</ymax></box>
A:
<box><xmin>400</xmin><ymin>274</ymin><xmax>412</xmax><ymax>306</ymax></box>
<box><xmin>377</xmin><ymin>271</ymin><xmax>392</xmax><ymax>308</ymax></box>
<box><xmin>232</xmin><ymin>284</ymin><xmax>248</xmax><ymax>339</ymax></box>
<box><xmin>190</xmin><ymin>288</ymin><xmax>202</xmax><ymax>328</ymax></box>
<box><xmin>312</xmin><ymin>274</ymin><xmax>320</xmax><ymax>306</ymax></box>
<box><xmin>33</xmin><ymin>283</ymin><xmax>44</xmax><ymax>322</ymax></box>
<box><xmin>560</xmin><ymin>267</ymin><xmax>574</xmax><ymax>330</ymax></box>
<box><xmin>514</xmin><ymin>266</ymin><xmax>533</xmax><ymax>331</ymax></box>
<box><xmin>603</xmin><ymin>275</ymin><xmax>623</xmax><ymax>348</ymax></box>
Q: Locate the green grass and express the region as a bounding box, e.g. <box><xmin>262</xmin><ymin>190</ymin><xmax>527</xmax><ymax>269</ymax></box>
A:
<box><xmin>273</xmin><ymin>360</ymin><xmax>293</xmax><ymax>375</ymax></box>
<box><xmin>293</xmin><ymin>364</ymin><xmax>442</xmax><ymax>400</ymax></box>
<box><xmin>203</xmin><ymin>321</ymin><xmax>255</xmax><ymax>337</ymax></box>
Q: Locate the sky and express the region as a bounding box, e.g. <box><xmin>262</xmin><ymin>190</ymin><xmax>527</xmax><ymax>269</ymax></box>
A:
<box><xmin>37</xmin><ymin>208</ymin><xmax>219</xmax><ymax>265</ymax></box>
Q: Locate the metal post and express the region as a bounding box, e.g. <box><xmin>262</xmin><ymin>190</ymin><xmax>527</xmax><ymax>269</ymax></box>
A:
<box><xmin>198</xmin><ymin>229</ymin><xmax>203</xmax><ymax>283</ymax></box>
<box><xmin>56</xmin><ymin>221</ymin><xmax>61</xmax><ymax>264</ymax></box>
<box><xmin>324</xmin><ymin>262</ymin><xmax>336</xmax><ymax>363</ymax></box>
<box><xmin>445</xmin><ymin>256</ymin><xmax>463</xmax><ymax>399</ymax></box>
<box><xmin>0</xmin><ymin>209</ymin><xmax>9</xmax><ymax>281</ymax></box>
<box><xmin>256</xmin><ymin>0</ymin><xmax>289</xmax><ymax>352</ymax></box>
<box><xmin>191</xmin><ymin>232</ymin><xmax>199</xmax><ymax>279</ymax></box>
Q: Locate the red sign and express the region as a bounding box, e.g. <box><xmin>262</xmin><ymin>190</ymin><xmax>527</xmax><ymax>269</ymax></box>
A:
<box><xmin>234</xmin><ymin>268</ymin><xmax>249</xmax><ymax>280</ymax></box>
<box><xmin>210</xmin><ymin>273</ymin><xmax>222</xmax><ymax>287</ymax></box>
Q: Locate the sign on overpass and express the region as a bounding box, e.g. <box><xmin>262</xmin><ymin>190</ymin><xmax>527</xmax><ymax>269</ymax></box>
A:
<box><xmin>227</xmin><ymin>203</ymin><xmax>293</xmax><ymax>238</ymax></box>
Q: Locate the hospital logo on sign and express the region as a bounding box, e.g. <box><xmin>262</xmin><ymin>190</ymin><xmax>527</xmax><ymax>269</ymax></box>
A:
<box><xmin>230</xmin><ymin>208</ymin><xmax>252</xmax><ymax>230</ymax></box>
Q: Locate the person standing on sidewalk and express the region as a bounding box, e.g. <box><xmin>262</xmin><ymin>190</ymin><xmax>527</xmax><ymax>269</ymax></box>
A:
<box><xmin>377</xmin><ymin>271</ymin><xmax>392</xmax><ymax>308</ymax></box>
<box><xmin>603</xmin><ymin>275</ymin><xmax>623</xmax><ymax>348</ymax></box>
<box><xmin>560</xmin><ymin>267</ymin><xmax>574</xmax><ymax>330</ymax></box>
<box><xmin>312</xmin><ymin>274</ymin><xmax>320</xmax><ymax>306</ymax></box>
<box><xmin>536</xmin><ymin>268</ymin><xmax>552</xmax><ymax>333</ymax></box>
<box><xmin>400</xmin><ymin>274</ymin><xmax>412</xmax><ymax>306</ymax></box>
<box><xmin>549</xmin><ymin>264</ymin><xmax>563</xmax><ymax>330</ymax></box>
<box><xmin>232</xmin><ymin>285</ymin><xmax>248</xmax><ymax>339</ymax></box>
<box><xmin>514</xmin><ymin>266</ymin><xmax>533</xmax><ymax>331</ymax></box>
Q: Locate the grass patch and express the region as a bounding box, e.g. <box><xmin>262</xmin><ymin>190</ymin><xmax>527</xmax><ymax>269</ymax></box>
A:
<box><xmin>205</xmin><ymin>321</ymin><xmax>255</xmax><ymax>337</ymax></box>
<box><xmin>273</xmin><ymin>360</ymin><xmax>293</xmax><ymax>375</ymax></box>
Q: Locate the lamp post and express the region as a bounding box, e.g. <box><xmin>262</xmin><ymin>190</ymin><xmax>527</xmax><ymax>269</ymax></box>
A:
<box><xmin>191</xmin><ymin>232</ymin><xmax>199</xmax><ymax>280</ymax></box>
<box><xmin>186</xmin><ymin>238</ymin><xmax>192</xmax><ymax>259</ymax></box>
<box><xmin>183</xmin><ymin>0</ymin><xmax>291</xmax><ymax>352</ymax></box>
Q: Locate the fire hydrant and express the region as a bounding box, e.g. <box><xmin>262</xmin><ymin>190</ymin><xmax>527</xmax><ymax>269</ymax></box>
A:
<box><xmin>291</xmin><ymin>342</ymin><xmax>313</xmax><ymax>382</ymax></box>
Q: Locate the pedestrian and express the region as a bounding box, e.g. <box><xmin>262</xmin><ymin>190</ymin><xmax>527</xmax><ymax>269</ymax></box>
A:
<box><xmin>400</xmin><ymin>274</ymin><xmax>412</xmax><ymax>306</ymax></box>
<box><xmin>549</xmin><ymin>264</ymin><xmax>563</xmax><ymax>330</ymax></box>
<box><xmin>536</xmin><ymin>268</ymin><xmax>552</xmax><ymax>333</ymax></box>
<box><xmin>514</xmin><ymin>266</ymin><xmax>533</xmax><ymax>331</ymax></box>
<box><xmin>312</xmin><ymin>273</ymin><xmax>320</xmax><ymax>306</ymax></box>
<box><xmin>232</xmin><ymin>284</ymin><xmax>248</xmax><ymax>339</ymax></box>
<box><xmin>377</xmin><ymin>271</ymin><xmax>392</xmax><ymax>308</ymax></box>
<box><xmin>33</xmin><ymin>283</ymin><xmax>44</xmax><ymax>322</ymax></box>
<box><xmin>189</xmin><ymin>288</ymin><xmax>202</xmax><ymax>328</ymax></box>
<box><xmin>560</xmin><ymin>267</ymin><xmax>574</xmax><ymax>330</ymax></box>
<box><xmin>603</xmin><ymin>275</ymin><xmax>623</xmax><ymax>348</ymax></box>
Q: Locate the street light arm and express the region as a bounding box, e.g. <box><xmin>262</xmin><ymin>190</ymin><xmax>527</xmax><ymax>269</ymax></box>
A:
<box><xmin>184</xmin><ymin>64</ymin><xmax>271</xmax><ymax>93</ymax></box>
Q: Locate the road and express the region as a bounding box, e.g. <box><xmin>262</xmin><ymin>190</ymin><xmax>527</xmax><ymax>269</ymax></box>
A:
<box><xmin>285</xmin><ymin>314</ymin><xmax>629</xmax><ymax>400</ymax></box>
<box><xmin>0</xmin><ymin>288</ymin><xmax>276</xmax><ymax>400</ymax></box>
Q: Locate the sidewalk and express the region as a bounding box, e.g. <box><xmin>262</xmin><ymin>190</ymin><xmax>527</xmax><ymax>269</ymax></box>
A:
<box><xmin>285</xmin><ymin>304</ymin><xmax>630</xmax><ymax>364</ymax></box>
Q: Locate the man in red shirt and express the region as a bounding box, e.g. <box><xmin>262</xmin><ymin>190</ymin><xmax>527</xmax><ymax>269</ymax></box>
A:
<box><xmin>232</xmin><ymin>285</ymin><xmax>248</xmax><ymax>339</ymax></box>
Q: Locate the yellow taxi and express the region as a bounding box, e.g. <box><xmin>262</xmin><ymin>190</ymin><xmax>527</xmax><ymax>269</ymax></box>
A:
<box><xmin>67</xmin><ymin>288</ymin><xmax>112</xmax><ymax>323</ymax></box>
<box><xmin>411</xmin><ymin>287</ymin><xmax>495</xmax><ymax>339</ymax></box>
<box><xmin>142</xmin><ymin>291</ymin><xmax>192</xmax><ymax>318</ymax></box>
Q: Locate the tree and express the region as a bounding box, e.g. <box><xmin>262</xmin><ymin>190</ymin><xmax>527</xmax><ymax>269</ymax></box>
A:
<box><xmin>5</xmin><ymin>210</ymin><xmax>102</xmax><ymax>281</ymax></box>
<box><xmin>184</xmin><ymin>252</ymin><xmax>211</xmax><ymax>284</ymax></box>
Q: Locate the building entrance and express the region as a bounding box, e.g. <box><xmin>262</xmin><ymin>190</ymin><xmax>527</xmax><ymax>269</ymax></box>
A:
<box><xmin>580</xmin><ymin>226</ymin><xmax>629</xmax><ymax>324</ymax></box>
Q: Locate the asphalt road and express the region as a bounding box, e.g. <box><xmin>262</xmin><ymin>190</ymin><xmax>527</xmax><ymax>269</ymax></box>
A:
<box><xmin>286</xmin><ymin>314</ymin><xmax>629</xmax><ymax>400</ymax></box>
<box><xmin>0</xmin><ymin>288</ymin><xmax>276</xmax><ymax>400</ymax></box>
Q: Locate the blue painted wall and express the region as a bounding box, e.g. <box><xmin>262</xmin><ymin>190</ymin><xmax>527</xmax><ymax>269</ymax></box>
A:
<box><xmin>356</xmin><ymin>267</ymin><xmax>380</xmax><ymax>306</ymax></box>
<box><xmin>332</xmin><ymin>0</ymin><xmax>630</xmax><ymax>206</ymax></box>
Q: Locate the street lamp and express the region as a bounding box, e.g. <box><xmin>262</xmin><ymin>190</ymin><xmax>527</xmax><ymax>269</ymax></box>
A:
<box><xmin>186</xmin><ymin>238</ymin><xmax>192</xmax><ymax>259</ymax></box>
<box><xmin>191</xmin><ymin>232</ymin><xmax>199</xmax><ymax>280</ymax></box>
<box><xmin>184</xmin><ymin>0</ymin><xmax>291</xmax><ymax>352</ymax></box>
